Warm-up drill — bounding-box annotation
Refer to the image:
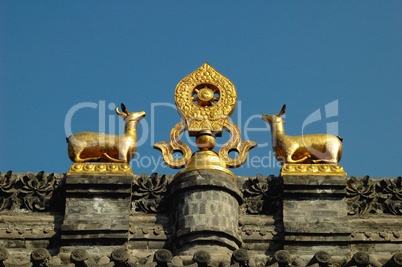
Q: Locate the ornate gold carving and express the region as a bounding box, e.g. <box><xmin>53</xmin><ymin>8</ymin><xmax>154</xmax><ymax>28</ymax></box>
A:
<box><xmin>280</xmin><ymin>164</ymin><xmax>347</xmax><ymax>176</ymax></box>
<box><xmin>154</xmin><ymin>63</ymin><xmax>257</xmax><ymax>178</ymax></box>
<box><xmin>67</xmin><ymin>104</ymin><xmax>145</xmax><ymax>164</ymax></box>
<box><xmin>67</xmin><ymin>163</ymin><xmax>133</xmax><ymax>175</ymax></box>
<box><xmin>262</xmin><ymin>105</ymin><xmax>343</xmax><ymax>165</ymax></box>
<box><xmin>175</xmin><ymin>63</ymin><xmax>237</xmax><ymax>135</ymax></box>
<box><xmin>153</xmin><ymin>121</ymin><xmax>192</xmax><ymax>169</ymax></box>
<box><xmin>219</xmin><ymin>121</ymin><xmax>258</xmax><ymax>168</ymax></box>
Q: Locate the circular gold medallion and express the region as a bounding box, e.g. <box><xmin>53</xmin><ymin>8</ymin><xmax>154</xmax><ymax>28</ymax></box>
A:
<box><xmin>193</xmin><ymin>86</ymin><xmax>219</xmax><ymax>106</ymax></box>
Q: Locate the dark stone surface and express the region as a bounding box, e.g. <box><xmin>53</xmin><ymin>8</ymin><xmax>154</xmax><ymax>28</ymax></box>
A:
<box><xmin>111</xmin><ymin>248</ymin><xmax>130</xmax><ymax>263</ymax></box>
<box><xmin>0</xmin><ymin>172</ymin><xmax>400</xmax><ymax>265</ymax></box>
<box><xmin>274</xmin><ymin>250</ymin><xmax>291</xmax><ymax>264</ymax></box>
<box><xmin>282</xmin><ymin>175</ymin><xmax>347</xmax><ymax>199</ymax></box>
<box><xmin>154</xmin><ymin>249</ymin><xmax>172</xmax><ymax>263</ymax></box>
<box><xmin>282</xmin><ymin>174</ymin><xmax>351</xmax><ymax>257</ymax></box>
<box><xmin>170</xmin><ymin>170</ymin><xmax>243</xmax><ymax>204</ymax></box>
<box><xmin>61</xmin><ymin>174</ymin><xmax>133</xmax><ymax>247</ymax></box>
<box><xmin>231</xmin><ymin>249</ymin><xmax>249</xmax><ymax>262</ymax></box>
<box><xmin>314</xmin><ymin>251</ymin><xmax>331</xmax><ymax>264</ymax></box>
<box><xmin>192</xmin><ymin>250</ymin><xmax>211</xmax><ymax>264</ymax></box>
<box><xmin>390</xmin><ymin>253</ymin><xmax>402</xmax><ymax>266</ymax></box>
<box><xmin>0</xmin><ymin>248</ymin><xmax>8</xmax><ymax>261</ymax></box>
<box><xmin>352</xmin><ymin>252</ymin><xmax>370</xmax><ymax>266</ymax></box>
<box><xmin>171</xmin><ymin>170</ymin><xmax>243</xmax><ymax>254</ymax></box>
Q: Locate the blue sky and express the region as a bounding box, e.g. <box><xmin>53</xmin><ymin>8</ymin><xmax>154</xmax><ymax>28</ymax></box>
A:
<box><xmin>0</xmin><ymin>2</ymin><xmax>401</xmax><ymax>178</ymax></box>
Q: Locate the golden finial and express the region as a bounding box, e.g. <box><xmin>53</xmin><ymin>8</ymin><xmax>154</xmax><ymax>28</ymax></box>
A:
<box><xmin>154</xmin><ymin>63</ymin><xmax>257</xmax><ymax>179</ymax></box>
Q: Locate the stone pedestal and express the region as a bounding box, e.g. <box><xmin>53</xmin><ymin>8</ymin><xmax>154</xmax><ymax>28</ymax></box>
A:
<box><xmin>282</xmin><ymin>175</ymin><xmax>351</xmax><ymax>258</ymax></box>
<box><xmin>61</xmin><ymin>174</ymin><xmax>132</xmax><ymax>253</ymax></box>
<box><xmin>170</xmin><ymin>169</ymin><xmax>242</xmax><ymax>258</ymax></box>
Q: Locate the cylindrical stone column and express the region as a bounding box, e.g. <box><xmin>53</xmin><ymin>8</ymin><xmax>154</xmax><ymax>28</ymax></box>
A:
<box><xmin>170</xmin><ymin>169</ymin><xmax>243</xmax><ymax>257</ymax></box>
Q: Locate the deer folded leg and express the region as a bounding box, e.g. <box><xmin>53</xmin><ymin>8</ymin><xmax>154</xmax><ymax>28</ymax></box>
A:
<box><xmin>102</xmin><ymin>153</ymin><xmax>126</xmax><ymax>163</ymax></box>
<box><xmin>74</xmin><ymin>155</ymin><xmax>101</xmax><ymax>163</ymax></box>
<box><xmin>312</xmin><ymin>158</ymin><xmax>338</xmax><ymax>164</ymax></box>
<box><xmin>311</xmin><ymin>141</ymin><xmax>340</xmax><ymax>164</ymax></box>
<box><xmin>286</xmin><ymin>154</ymin><xmax>311</xmax><ymax>164</ymax></box>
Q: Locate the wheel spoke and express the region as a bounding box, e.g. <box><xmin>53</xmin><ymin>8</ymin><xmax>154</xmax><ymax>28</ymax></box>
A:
<box><xmin>192</xmin><ymin>86</ymin><xmax>220</xmax><ymax>106</ymax></box>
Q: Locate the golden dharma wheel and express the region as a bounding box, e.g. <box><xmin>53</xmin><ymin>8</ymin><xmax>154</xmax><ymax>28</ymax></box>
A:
<box><xmin>174</xmin><ymin>63</ymin><xmax>237</xmax><ymax>136</ymax></box>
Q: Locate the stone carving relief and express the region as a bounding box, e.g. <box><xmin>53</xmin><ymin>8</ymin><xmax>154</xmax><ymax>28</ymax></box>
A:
<box><xmin>351</xmin><ymin>231</ymin><xmax>401</xmax><ymax>242</ymax></box>
<box><xmin>0</xmin><ymin>246</ymin><xmax>399</xmax><ymax>267</ymax></box>
<box><xmin>346</xmin><ymin>176</ymin><xmax>401</xmax><ymax>215</ymax></box>
<box><xmin>133</xmin><ymin>173</ymin><xmax>402</xmax><ymax>217</ymax></box>
<box><xmin>0</xmin><ymin>171</ymin><xmax>64</xmax><ymax>212</ymax></box>
<box><xmin>129</xmin><ymin>223</ymin><xmax>172</xmax><ymax>239</ymax></box>
<box><xmin>132</xmin><ymin>173</ymin><xmax>168</xmax><ymax>213</ymax></box>
<box><xmin>242</xmin><ymin>174</ymin><xmax>281</xmax><ymax>215</ymax></box>
<box><xmin>265</xmin><ymin>250</ymin><xmax>305</xmax><ymax>267</ymax></box>
<box><xmin>378</xmin><ymin>177</ymin><xmax>402</xmax><ymax>215</ymax></box>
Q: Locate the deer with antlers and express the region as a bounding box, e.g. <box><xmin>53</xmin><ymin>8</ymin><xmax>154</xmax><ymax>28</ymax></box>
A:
<box><xmin>262</xmin><ymin>105</ymin><xmax>343</xmax><ymax>165</ymax></box>
<box><xmin>67</xmin><ymin>103</ymin><xmax>145</xmax><ymax>163</ymax></box>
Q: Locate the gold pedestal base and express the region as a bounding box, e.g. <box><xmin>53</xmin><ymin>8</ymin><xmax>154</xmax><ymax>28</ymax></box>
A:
<box><xmin>67</xmin><ymin>163</ymin><xmax>133</xmax><ymax>175</ymax></box>
<box><xmin>280</xmin><ymin>164</ymin><xmax>347</xmax><ymax>176</ymax></box>
<box><xmin>174</xmin><ymin>150</ymin><xmax>236</xmax><ymax>181</ymax></box>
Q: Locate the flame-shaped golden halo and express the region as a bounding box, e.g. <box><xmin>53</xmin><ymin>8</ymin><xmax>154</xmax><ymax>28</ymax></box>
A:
<box><xmin>174</xmin><ymin>63</ymin><xmax>237</xmax><ymax>136</ymax></box>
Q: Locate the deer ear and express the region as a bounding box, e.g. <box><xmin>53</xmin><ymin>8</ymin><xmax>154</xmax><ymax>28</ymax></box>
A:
<box><xmin>278</xmin><ymin>104</ymin><xmax>286</xmax><ymax>117</ymax></box>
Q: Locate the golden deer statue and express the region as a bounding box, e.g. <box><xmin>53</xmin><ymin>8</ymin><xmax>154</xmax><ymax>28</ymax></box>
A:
<box><xmin>262</xmin><ymin>105</ymin><xmax>343</xmax><ymax>165</ymax></box>
<box><xmin>67</xmin><ymin>103</ymin><xmax>145</xmax><ymax>163</ymax></box>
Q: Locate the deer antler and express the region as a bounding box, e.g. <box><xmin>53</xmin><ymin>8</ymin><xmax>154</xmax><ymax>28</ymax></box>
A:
<box><xmin>121</xmin><ymin>103</ymin><xmax>129</xmax><ymax>114</ymax></box>
<box><xmin>278</xmin><ymin>104</ymin><xmax>286</xmax><ymax>117</ymax></box>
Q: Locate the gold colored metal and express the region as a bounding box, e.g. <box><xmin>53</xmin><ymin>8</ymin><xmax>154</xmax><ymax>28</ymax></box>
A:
<box><xmin>175</xmin><ymin>63</ymin><xmax>237</xmax><ymax>136</ymax></box>
<box><xmin>219</xmin><ymin>121</ymin><xmax>258</xmax><ymax>168</ymax></box>
<box><xmin>153</xmin><ymin>121</ymin><xmax>192</xmax><ymax>169</ymax></box>
<box><xmin>154</xmin><ymin>63</ymin><xmax>257</xmax><ymax>177</ymax></box>
<box><xmin>67</xmin><ymin>163</ymin><xmax>133</xmax><ymax>175</ymax></box>
<box><xmin>262</xmin><ymin>104</ymin><xmax>343</xmax><ymax>165</ymax></box>
<box><xmin>67</xmin><ymin>103</ymin><xmax>145</xmax><ymax>164</ymax></box>
<box><xmin>174</xmin><ymin>150</ymin><xmax>237</xmax><ymax>181</ymax></box>
<box><xmin>280</xmin><ymin>164</ymin><xmax>347</xmax><ymax>176</ymax></box>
